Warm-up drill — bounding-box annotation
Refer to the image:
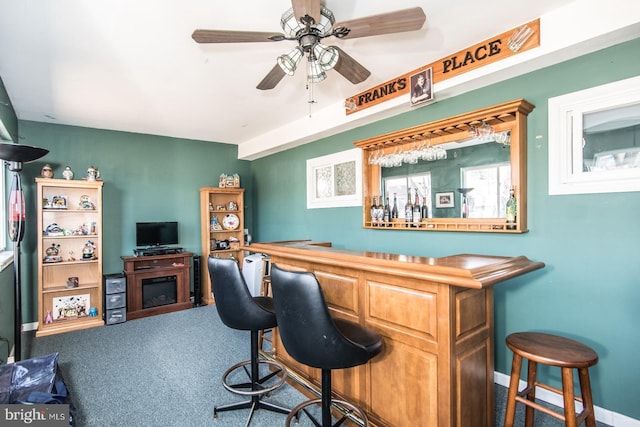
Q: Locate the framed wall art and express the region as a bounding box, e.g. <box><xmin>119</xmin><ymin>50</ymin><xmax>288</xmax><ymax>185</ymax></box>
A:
<box><xmin>435</xmin><ymin>191</ymin><xmax>454</xmax><ymax>208</ymax></box>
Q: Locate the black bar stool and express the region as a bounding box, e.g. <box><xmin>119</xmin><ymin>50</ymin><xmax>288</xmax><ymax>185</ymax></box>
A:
<box><xmin>504</xmin><ymin>331</ymin><xmax>598</xmax><ymax>427</ymax></box>
<box><xmin>270</xmin><ymin>264</ymin><xmax>383</xmax><ymax>427</ymax></box>
<box><xmin>208</xmin><ymin>257</ymin><xmax>290</xmax><ymax>426</ymax></box>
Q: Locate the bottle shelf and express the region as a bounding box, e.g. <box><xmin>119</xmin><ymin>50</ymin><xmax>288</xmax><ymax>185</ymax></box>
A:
<box><xmin>365</xmin><ymin>219</ymin><xmax>523</xmax><ymax>232</ymax></box>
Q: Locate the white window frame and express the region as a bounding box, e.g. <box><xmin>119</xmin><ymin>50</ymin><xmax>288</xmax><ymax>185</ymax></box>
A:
<box><xmin>306</xmin><ymin>148</ymin><xmax>362</xmax><ymax>209</ymax></box>
<box><xmin>548</xmin><ymin>75</ymin><xmax>640</xmax><ymax>195</ymax></box>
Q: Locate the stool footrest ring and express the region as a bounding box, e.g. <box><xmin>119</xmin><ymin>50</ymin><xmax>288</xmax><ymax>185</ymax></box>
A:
<box><xmin>285</xmin><ymin>398</ymin><xmax>368</xmax><ymax>427</ymax></box>
<box><xmin>221</xmin><ymin>359</ymin><xmax>287</xmax><ymax>397</ymax></box>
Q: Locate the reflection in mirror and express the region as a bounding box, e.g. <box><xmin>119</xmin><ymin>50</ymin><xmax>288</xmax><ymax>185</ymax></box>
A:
<box><xmin>582</xmin><ymin>102</ymin><xmax>640</xmax><ymax>172</ymax></box>
<box><xmin>382</xmin><ymin>137</ymin><xmax>511</xmax><ymax>219</ymax></box>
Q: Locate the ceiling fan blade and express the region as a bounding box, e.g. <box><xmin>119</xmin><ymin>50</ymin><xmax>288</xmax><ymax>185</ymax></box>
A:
<box><xmin>291</xmin><ymin>0</ymin><xmax>321</xmax><ymax>24</ymax></box>
<box><xmin>332</xmin><ymin>47</ymin><xmax>371</xmax><ymax>85</ymax></box>
<box><xmin>334</xmin><ymin>7</ymin><xmax>426</xmax><ymax>40</ymax></box>
<box><xmin>257</xmin><ymin>64</ymin><xmax>287</xmax><ymax>90</ymax></box>
<box><xmin>192</xmin><ymin>29</ymin><xmax>285</xmax><ymax>44</ymax></box>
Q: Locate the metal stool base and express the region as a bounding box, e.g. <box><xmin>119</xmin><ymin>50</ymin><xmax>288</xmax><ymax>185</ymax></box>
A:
<box><xmin>221</xmin><ymin>358</ymin><xmax>286</xmax><ymax>396</ymax></box>
<box><xmin>285</xmin><ymin>398</ymin><xmax>368</xmax><ymax>427</ymax></box>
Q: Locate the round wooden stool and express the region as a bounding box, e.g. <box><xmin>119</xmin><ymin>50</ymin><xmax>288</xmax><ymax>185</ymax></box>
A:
<box><xmin>504</xmin><ymin>332</ymin><xmax>598</xmax><ymax>427</ymax></box>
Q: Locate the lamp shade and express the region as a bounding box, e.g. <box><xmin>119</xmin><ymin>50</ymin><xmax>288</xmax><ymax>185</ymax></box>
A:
<box><xmin>313</xmin><ymin>6</ymin><xmax>335</xmax><ymax>35</ymax></box>
<box><xmin>307</xmin><ymin>59</ymin><xmax>327</xmax><ymax>83</ymax></box>
<box><xmin>277</xmin><ymin>47</ymin><xmax>304</xmax><ymax>75</ymax></box>
<box><xmin>280</xmin><ymin>8</ymin><xmax>303</xmax><ymax>37</ymax></box>
<box><xmin>313</xmin><ymin>43</ymin><xmax>339</xmax><ymax>70</ymax></box>
<box><xmin>0</xmin><ymin>142</ymin><xmax>49</xmax><ymax>163</ymax></box>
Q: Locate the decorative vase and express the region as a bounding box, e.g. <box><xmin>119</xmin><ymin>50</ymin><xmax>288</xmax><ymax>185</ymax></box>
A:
<box><xmin>62</xmin><ymin>166</ymin><xmax>74</xmax><ymax>180</ymax></box>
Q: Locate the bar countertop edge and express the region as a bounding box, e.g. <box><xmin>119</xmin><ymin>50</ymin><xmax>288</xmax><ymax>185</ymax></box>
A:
<box><xmin>246</xmin><ymin>240</ymin><xmax>545</xmax><ymax>289</ymax></box>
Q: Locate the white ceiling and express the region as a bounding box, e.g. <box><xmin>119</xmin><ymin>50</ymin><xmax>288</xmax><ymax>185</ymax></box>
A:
<box><xmin>0</xmin><ymin>0</ymin><xmax>638</xmax><ymax>160</ymax></box>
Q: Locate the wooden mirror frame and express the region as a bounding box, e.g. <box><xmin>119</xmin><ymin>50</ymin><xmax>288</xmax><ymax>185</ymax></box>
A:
<box><xmin>353</xmin><ymin>98</ymin><xmax>535</xmax><ymax>233</ymax></box>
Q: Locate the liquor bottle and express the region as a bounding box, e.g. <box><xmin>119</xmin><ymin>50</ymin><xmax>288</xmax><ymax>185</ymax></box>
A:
<box><xmin>376</xmin><ymin>195</ymin><xmax>383</xmax><ymax>226</ymax></box>
<box><xmin>412</xmin><ymin>192</ymin><xmax>421</xmax><ymax>224</ymax></box>
<box><xmin>404</xmin><ymin>188</ymin><xmax>413</xmax><ymax>224</ymax></box>
<box><xmin>383</xmin><ymin>195</ymin><xmax>390</xmax><ymax>225</ymax></box>
<box><xmin>370</xmin><ymin>195</ymin><xmax>378</xmax><ymax>225</ymax></box>
<box><xmin>506</xmin><ymin>187</ymin><xmax>517</xmax><ymax>230</ymax></box>
<box><xmin>391</xmin><ymin>193</ymin><xmax>399</xmax><ymax>219</ymax></box>
<box><xmin>421</xmin><ymin>196</ymin><xmax>428</xmax><ymax>220</ymax></box>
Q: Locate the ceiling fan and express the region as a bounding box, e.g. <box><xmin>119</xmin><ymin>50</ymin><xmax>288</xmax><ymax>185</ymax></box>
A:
<box><xmin>192</xmin><ymin>0</ymin><xmax>426</xmax><ymax>90</ymax></box>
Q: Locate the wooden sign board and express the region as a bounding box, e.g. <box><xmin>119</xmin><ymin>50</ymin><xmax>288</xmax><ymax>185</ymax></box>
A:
<box><xmin>345</xmin><ymin>19</ymin><xmax>540</xmax><ymax>115</ymax></box>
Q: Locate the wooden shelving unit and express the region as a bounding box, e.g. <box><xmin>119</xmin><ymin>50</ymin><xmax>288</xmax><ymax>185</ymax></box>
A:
<box><xmin>36</xmin><ymin>178</ymin><xmax>104</xmax><ymax>336</ymax></box>
<box><xmin>199</xmin><ymin>187</ymin><xmax>244</xmax><ymax>305</ymax></box>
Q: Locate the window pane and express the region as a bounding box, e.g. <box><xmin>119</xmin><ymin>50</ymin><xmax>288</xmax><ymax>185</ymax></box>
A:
<box><xmin>384</xmin><ymin>173</ymin><xmax>432</xmax><ymax>219</ymax></box>
<box><xmin>334</xmin><ymin>161</ymin><xmax>356</xmax><ymax>196</ymax></box>
<box><xmin>314</xmin><ymin>166</ymin><xmax>332</xmax><ymax>198</ymax></box>
<box><xmin>462</xmin><ymin>163</ymin><xmax>510</xmax><ymax>218</ymax></box>
<box><xmin>583</xmin><ymin>103</ymin><xmax>640</xmax><ymax>172</ymax></box>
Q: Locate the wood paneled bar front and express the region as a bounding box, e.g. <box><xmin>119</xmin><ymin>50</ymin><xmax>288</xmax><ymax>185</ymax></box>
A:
<box><xmin>248</xmin><ymin>240</ymin><xmax>545</xmax><ymax>427</ymax></box>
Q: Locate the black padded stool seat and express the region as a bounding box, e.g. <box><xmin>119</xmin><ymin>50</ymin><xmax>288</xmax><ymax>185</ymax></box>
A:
<box><xmin>208</xmin><ymin>257</ymin><xmax>290</xmax><ymax>426</ymax></box>
<box><xmin>504</xmin><ymin>332</ymin><xmax>598</xmax><ymax>427</ymax></box>
<box><xmin>270</xmin><ymin>264</ymin><xmax>383</xmax><ymax>427</ymax></box>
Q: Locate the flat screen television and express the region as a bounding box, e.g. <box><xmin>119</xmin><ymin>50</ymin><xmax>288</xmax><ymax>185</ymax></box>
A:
<box><xmin>135</xmin><ymin>221</ymin><xmax>179</xmax><ymax>247</ymax></box>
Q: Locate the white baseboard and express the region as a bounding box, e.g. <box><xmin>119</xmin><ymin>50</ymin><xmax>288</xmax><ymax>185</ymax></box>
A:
<box><xmin>22</xmin><ymin>322</ymin><xmax>38</xmax><ymax>332</ymax></box>
<box><xmin>495</xmin><ymin>371</ymin><xmax>639</xmax><ymax>427</ymax></box>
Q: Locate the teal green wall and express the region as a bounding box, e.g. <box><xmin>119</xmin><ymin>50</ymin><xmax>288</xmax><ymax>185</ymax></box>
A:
<box><xmin>11</xmin><ymin>123</ymin><xmax>251</xmax><ymax>325</ymax></box>
<box><xmin>251</xmin><ymin>38</ymin><xmax>640</xmax><ymax>419</ymax></box>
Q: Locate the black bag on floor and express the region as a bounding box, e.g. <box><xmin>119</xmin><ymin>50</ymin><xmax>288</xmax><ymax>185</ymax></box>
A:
<box><xmin>0</xmin><ymin>352</ymin><xmax>75</xmax><ymax>426</ymax></box>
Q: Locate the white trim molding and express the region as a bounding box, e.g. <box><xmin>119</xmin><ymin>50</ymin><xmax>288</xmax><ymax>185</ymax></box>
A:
<box><xmin>548</xmin><ymin>75</ymin><xmax>640</xmax><ymax>195</ymax></box>
<box><xmin>306</xmin><ymin>148</ymin><xmax>362</xmax><ymax>209</ymax></box>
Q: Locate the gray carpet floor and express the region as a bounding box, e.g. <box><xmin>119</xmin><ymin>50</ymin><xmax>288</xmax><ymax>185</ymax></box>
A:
<box><xmin>26</xmin><ymin>305</ymin><xmax>610</xmax><ymax>427</ymax></box>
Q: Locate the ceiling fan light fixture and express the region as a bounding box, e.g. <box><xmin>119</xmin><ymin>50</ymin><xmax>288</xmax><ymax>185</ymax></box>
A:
<box><xmin>277</xmin><ymin>47</ymin><xmax>303</xmax><ymax>75</ymax></box>
<box><xmin>313</xmin><ymin>6</ymin><xmax>335</xmax><ymax>36</ymax></box>
<box><xmin>313</xmin><ymin>43</ymin><xmax>339</xmax><ymax>71</ymax></box>
<box><xmin>307</xmin><ymin>59</ymin><xmax>327</xmax><ymax>83</ymax></box>
<box><xmin>280</xmin><ymin>8</ymin><xmax>303</xmax><ymax>37</ymax></box>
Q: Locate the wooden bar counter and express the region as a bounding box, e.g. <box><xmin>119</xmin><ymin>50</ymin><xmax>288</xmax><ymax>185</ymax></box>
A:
<box><xmin>248</xmin><ymin>240</ymin><xmax>545</xmax><ymax>427</ymax></box>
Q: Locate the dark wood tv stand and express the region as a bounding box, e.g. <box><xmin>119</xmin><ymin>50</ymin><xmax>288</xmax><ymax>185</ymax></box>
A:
<box><xmin>121</xmin><ymin>252</ymin><xmax>193</xmax><ymax>320</ymax></box>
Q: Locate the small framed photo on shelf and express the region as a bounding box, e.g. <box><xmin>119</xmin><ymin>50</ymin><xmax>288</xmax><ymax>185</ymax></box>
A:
<box><xmin>435</xmin><ymin>192</ymin><xmax>454</xmax><ymax>208</ymax></box>
<box><xmin>44</xmin><ymin>195</ymin><xmax>68</xmax><ymax>209</ymax></box>
<box><xmin>52</xmin><ymin>294</ymin><xmax>90</xmax><ymax>320</ymax></box>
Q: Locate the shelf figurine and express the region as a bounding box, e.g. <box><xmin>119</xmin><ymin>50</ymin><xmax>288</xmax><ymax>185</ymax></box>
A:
<box><xmin>82</xmin><ymin>240</ymin><xmax>96</xmax><ymax>260</ymax></box>
<box><xmin>41</xmin><ymin>164</ymin><xmax>54</xmax><ymax>178</ymax></box>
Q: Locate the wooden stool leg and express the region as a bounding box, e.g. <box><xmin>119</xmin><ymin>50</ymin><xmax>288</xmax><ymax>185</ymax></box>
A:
<box><xmin>524</xmin><ymin>360</ymin><xmax>537</xmax><ymax>427</ymax></box>
<box><xmin>579</xmin><ymin>367</ymin><xmax>597</xmax><ymax>427</ymax></box>
<box><xmin>504</xmin><ymin>353</ymin><xmax>522</xmax><ymax>427</ymax></box>
<box><xmin>562</xmin><ymin>367</ymin><xmax>578</xmax><ymax>427</ymax></box>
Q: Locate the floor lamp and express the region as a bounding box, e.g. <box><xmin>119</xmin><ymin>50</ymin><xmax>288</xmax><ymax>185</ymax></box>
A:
<box><xmin>0</xmin><ymin>142</ymin><xmax>49</xmax><ymax>362</ymax></box>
